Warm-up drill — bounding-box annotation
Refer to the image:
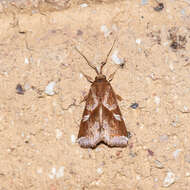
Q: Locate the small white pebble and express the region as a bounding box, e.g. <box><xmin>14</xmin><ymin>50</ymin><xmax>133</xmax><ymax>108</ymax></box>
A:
<box><xmin>37</xmin><ymin>168</ymin><xmax>43</xmax><ymax>174</ymax></box>
<box><xmin>140</xmin><ymin>124</ymin><xmax>144</xmax><ymax>129</ymax></box>
<box><xmin>48</xmin><ymin>166</ymin><xmax>64</xmax><ymax>179</ymax></box>
<box><xmin>169</xmin><ymin>63</ymin><xmax>174</xmax><ymax>71</ymax></box>
<box><xmin>25</xmin><ymin>57</ymin><xmax>29</xmax><ymax>64</ymax></box>
<box><xmin>163</xmin><ymin>171</ymin><xmax>175</xmax><ymax>187</ymax></box>
<box><xmin>2</xmin><ymin>71</ymin><xmax>8</xmax><ymax>76</ymax></box>
<box><xmin>56</xmin><ymin>166</ymin><xmax>64</xmax><ymax>178</ymax></box>
<box><xmin>100</xmin><ymin>25</ymin><xmax>111</xmax><ymax>37</ymax></box>
<box><xmin>155</xmin><ymin>160</ymin><xmax>164</xmax><ymax>169</ymax></box>
<box><xmin>80</xmin><ymin>3</ymin><xmax>88</xmax><ymax>8</ymax></box>
<box><xmin>37</xmin><ymin>59</ymin><xmax>41</xmax><ymax>65</ymax></box>
<box><xmin>154</xmin><ymin>96</ymin><xmax>160</xmax><ymax>105</ymax></box>
<box><xmin>136</xmin><ymin>175</ymin><xmax>141</xmax><ymax>180</ymax></box>
<box><xmin>112</xmin><ymin>24</ymin><xmax>118</xmax><ymax>32</ymax></box>
<box><xmin>48</xmin><ymin>167</ymin><xmax>56</xmax><ymax>179</ymax></box>
<box><xmin>21</xmin><ymin>132</ymin><xmax>25</xmax><ymax>137</ymax></box>
<box><xmin>184</xmin><ymin>106</ymin><xmax>189</xmax><ymax>112</ymax></box>
<box><xmin>163</xmin><ymin>42</ymin><xmax>169</xmax><ymax>46</ymax></box>
<box><xmin>186</xmin><ymin>172</ymin><xmax>190</xmax><ymax>177</ymax></box>
<box><xmin>97</xmin><ymin>168</ymin><xmax>103</xmax><ymax>174</ymax></box>
<box><xmin>10</xmin><ymin>120</ymin><xmax>14</xmax><ymax>126</ymax></box>
<box><xmin>45</xmin><ymin>81</ymin><xmax>56</xmax><ymax>96</ymax></box>
<box><xmin>7</xmin><ymin>149</ymin><xmax>11</xmax><ymax>152</ymax></box>
<box><xmin>95</xmin><ymin>180</ymin><xmax>100</xmax><ymax>185</ymax></box>
<box><xmin>181</xmin><ymin>9</ymin><xmax>185</xmax><ymax>16</ymax></box>
<box><xmin>52</xmin><ymin>100</ymin><xmax>57</xmax><ymax>107</ymax></box>
<box><xmin>171</xmin><ymin>120</ymin><xmax>177</xmax><ymax>127</ymax></box>
<box><xmin>79</xmin><ymin>73</ymin><xmax>83</xmax><ymax>79</ymax></box>
<box><xmin>95</xmin><ymin>147</ymin><xmax>103</xmax><ymax>152</ymax></box>
<box><xmin>143</xmin><ymin>146</ymin><xmax>147</xmax><ymax>150</ymax></box>
<box><xmin>136</xmin><ymin>39</ymin><xmax>141</xmax><ymax>44</ymax></box>
<box><xmin>91</xmin><ymin>180</ymin><xmax>100</xmax><ymax>185</ymax></box>
<box><xmin>56</xmin><ymin>129</ymin><xmax>62</xmax><ymax>139</ymax></box>
<box><xmin>44</xmin><ymin>118</ymin><xmax>49</xmax><ymax>123</ymax></box>
<box><xmin>173</xmin><ymin>149</ymin><xmax>182</xmax><ymax>159</ymax></box>
<box><xmin>141</xmin><ymin>0</ymin><xmax>148</xmax><ymax>5</ymax></box>
<box><xmin>111</xmin><ymin>50</ymin><xmax>124</xmax><ymax>65</ymax></box>
<box><xmin>24</xmin><ymin>83</ymin><xmax>30</xmax><ymax>90</ymax></box>
<box><xmin>149</xmin><ymin>73</ymin><xmax>156</xmax><ymax>80</ymax></box>
<box><xmin>154</xmin><ymin>178</ymin><xmax>158</xmax><ymax>182</ymax></box>
<box><xmin>160</xmin><ymin>134</ymin><xmax>168</xmax><ymax>142</ymax></box>
<box><xmin>71</xmin><ymin>134</ymin><xmax>76</xmax><ymax>143</ymax></box>
<box><xmin>26</xmin><ymin>135</ymin><xmax>30</xmax><ymax>140</ymax></box>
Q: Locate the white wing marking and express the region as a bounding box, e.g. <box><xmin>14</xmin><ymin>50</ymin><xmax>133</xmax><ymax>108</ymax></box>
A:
<box><xmin>82</xmin><ymin>114</ymin><xmax>90</xmax><ymax>122</ymax></box>
<box><xmin>113</xmin><ymin>113</ymin><xmax>122</xmax><ymax>121</ymax></box>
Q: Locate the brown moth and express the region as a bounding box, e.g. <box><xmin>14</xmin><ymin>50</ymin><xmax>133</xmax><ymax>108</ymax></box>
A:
<box><xmin>76</xmin><ymin>41</ymin><xmax>129</xmax><ymax>148</ymax></box>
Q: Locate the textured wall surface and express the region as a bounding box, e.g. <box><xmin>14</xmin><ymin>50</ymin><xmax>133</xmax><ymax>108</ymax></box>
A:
<box><xmin>0</xmin><ymin>0</ymin><xmax>190</xmax><ymax>189</ymax></box>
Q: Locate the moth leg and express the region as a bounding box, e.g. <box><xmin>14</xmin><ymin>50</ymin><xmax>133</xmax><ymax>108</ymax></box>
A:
<box><xmin>108</xmin><ymin>70</ymin><xmax>117</xmax><ymax>82</ymax></box>
<box><xmin>80</xmin><ymin>94</ymin><xmax>88</xmax><ymax>103</ymax></box>
<box><xmin>115</xmin><ymin>94</ymin><xmax>123</xmax><ymax>101</ymax></box>
<box><xmin>81</xmin><ymin>72</ymin><xmax>94</xmax><ymax>83</ymax></box>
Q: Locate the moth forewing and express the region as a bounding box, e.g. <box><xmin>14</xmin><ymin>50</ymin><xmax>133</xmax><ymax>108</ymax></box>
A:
<box><xmin>77</xmin><ymin>87</ymin><xmax>101</xmax><ymax>148</ymax></box>
<box><xmin>100</xmin><ymin>82</ymin><xmax>128</xmax><ymax>147</ymax></box>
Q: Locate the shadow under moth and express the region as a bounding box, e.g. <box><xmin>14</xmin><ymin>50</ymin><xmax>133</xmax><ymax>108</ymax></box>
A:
<box><xmin>76</xmin><ymin>40</ymin><xmax>129</xmax><ymax>148</ymax></box>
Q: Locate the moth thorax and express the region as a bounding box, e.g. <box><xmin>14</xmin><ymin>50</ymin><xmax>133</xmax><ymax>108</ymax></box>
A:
<box><xmin>95</xmin><ymin>74</ymin><xmax>106</xmax><ymax>82</ymax></box>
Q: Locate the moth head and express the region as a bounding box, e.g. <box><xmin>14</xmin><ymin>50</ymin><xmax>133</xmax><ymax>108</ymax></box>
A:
<box><xmin>95</xmin><ymin>74</ymin><xmax>106</xmax><ymax>81</ymax></box>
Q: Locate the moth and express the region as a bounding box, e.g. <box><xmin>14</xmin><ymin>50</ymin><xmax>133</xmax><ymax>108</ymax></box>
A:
<box><xmin>76</xmin><ymin>41</ymin><xmax>129</xmax><ymax>148</ymax></box>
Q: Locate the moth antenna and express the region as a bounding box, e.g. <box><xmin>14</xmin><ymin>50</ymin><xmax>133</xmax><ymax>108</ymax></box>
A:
<box><xmin>75</xmin><ymin>47</ymin><xmax>99</xmax><ymax>75</ymax></box>
<box><xmin>100</xmin><ymin>39</ymin><xmax>117</xmax><ymax>74</ymax></box>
